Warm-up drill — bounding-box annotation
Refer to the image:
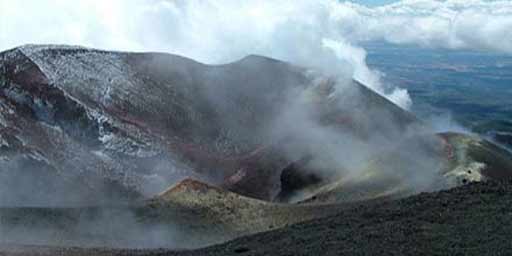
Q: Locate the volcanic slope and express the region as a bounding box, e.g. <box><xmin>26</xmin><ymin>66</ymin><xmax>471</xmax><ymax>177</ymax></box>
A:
<box><xmin>3</xmin><ymin>180</ymin><xmax>512</xmax><ymax>256</ymax></box>
<box><xmin>2</xmin><ymin>45</ymin><xmax>512</xmax><ymax>252</ymax></box>
<box><xmin>0</xmin><ymin>44</ymin><xmax>419</xmax><ymax>204</ymax></box>
<box><xmin>175</xmin><ymin>180</ymin><xmax>512</xmax><ymax>256</ymax></box>
<box><xmin>0</xmin><ymin>179</ymin><xmax>352</xmax><ymax>249</ymax></box>
<box><xmin>286</xmin><ymin>132</ymin><xmax>512</xmax><ymax>204</ymax></box>
<box><xmin>0</xmin><ymin>44</ymin><xmax>422</xmax><ymax>205</ymax></box>
<box><xmin>2</xmin><ymin>45</ymin><xmax>511</xmax><ymax>207</ymax></box>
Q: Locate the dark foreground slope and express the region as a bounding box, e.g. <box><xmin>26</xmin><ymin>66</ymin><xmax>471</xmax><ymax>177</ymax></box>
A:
<box><xmin>194</xmin><ymin>180</ymin><xmax>512</xmax><ymax>256</ymax></box>
<box><xmin>0</xmin><ymin>179</ymin><xmax>353</xmax><ymax>249</ymax></box>
<box><xmin>3</xmin><ymin>180</ymin><xmax>511</xmax><ymax>256</ymax></box>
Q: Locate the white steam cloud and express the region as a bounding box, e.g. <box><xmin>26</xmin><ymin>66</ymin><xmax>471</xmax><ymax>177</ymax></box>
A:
<box><xmin>1</xmin><ymin>0</ymin><xmax>511</xmax><ymax>109</ymax></box>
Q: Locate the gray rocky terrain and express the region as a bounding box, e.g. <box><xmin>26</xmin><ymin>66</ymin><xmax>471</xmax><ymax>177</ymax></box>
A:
<box><xmin>1</xmin><ymin>45</ymin><xmax>512</xmax><ymax>255</ymax></box>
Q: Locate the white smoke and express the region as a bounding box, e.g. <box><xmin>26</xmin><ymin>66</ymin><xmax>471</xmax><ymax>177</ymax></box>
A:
<box><xmin>0</xmin><ymin>0</ymin><xmax>405</xmax><ymax>108</ymax></box>
<box><xmin>1</xmin><ymin>0</ymin><xmax>511</xmax><ymax>108</ymax></box>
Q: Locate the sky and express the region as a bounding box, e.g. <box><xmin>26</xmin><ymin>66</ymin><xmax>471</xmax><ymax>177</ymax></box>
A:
<box><xmin>354</xmin><ymin>0</ymin><xmax>399</xmax><ymax>6</ymax></box>
<box><xmin>1</xmin><ymin>0</ymin><xmax>511</xmax><ymax>109</ymax></box>
<box><xmin>2</xmin><ymin>0</ymin><xmax>511</xmax><ymax>55</ymax></box>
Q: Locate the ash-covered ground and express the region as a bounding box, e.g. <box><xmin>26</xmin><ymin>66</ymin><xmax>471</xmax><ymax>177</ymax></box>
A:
<box><xmin>2</xmin><ymin>180</ymin><xmax>512</xmax><ymax>256</ymax></box>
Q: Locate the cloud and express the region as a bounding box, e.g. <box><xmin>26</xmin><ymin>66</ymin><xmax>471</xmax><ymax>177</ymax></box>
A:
<box><xmin>1</xmin><ymin>0</ymin><xmax>510</xmax><ymax>108</ymax></box>
<box><xmin>0</xmin><ymin>0</ymin><xmax>412</xmax><ymax>109</ymax></box>
<box><xmin>335</xmin><ymin>0</ymin><xmax>512</xmax><ymax>53</ymax></box>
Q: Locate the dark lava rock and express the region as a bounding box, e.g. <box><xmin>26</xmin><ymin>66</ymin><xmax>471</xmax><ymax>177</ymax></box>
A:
<box><xmin>4</xmin><ymin>180</ymin><xmax>512</xmax><ymax>255</ymax></box>
<box><xmin>172</xmin><ymin>180</ymin><xmax>512</xmax><ymax>256</ymax></box>
<box><xmin>275</xmin><ymin>155</ymin><xmax>323</xmax><ymax>202</ymax></box>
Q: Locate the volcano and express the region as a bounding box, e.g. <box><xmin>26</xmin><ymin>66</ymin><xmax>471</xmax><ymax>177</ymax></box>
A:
<box><xmin>1</xmin><ymin>45</ymin><xmax>512</xmax><ymax>251</ymax></box>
